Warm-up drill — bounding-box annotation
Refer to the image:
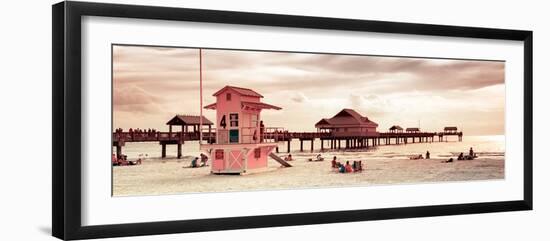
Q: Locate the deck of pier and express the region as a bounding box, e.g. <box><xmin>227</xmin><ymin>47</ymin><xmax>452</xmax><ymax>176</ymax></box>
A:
<box><xmin>112</xmin><ymin>129</ymin><xmax>463</xmax><ymax>157</ymax></box>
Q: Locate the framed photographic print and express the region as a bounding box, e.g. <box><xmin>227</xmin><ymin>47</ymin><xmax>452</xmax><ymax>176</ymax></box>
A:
<box><xmin>52</xmin><ymin>1</ymin><xmax>533</xmax><ymax>240</ymax></box>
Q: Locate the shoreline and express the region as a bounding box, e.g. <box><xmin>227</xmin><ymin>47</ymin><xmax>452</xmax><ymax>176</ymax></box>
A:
<box><xmin>113</xmin><ymin>156</ymin><xmax>504</xmax><ymax>196</ymax></box>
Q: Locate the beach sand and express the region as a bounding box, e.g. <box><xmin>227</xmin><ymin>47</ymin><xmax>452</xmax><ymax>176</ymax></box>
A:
<box><xmin>113</xmin><ymin>155</ymin><xmax>504</xmax><ymax>196</ymax></box>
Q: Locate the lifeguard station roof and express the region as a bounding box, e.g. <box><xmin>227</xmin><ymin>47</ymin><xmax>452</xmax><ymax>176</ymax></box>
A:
<box><xmin>242</xmin><ymin>101</ymin><xmax>282</xmax><ymax>110</ymax></box>
<box><xmin>212</xmin><ymin>85</ymin><xmax>263</xmax><ymax>98</ymax></box>
<box><xmin>204</xmin><ymin>101</ymin><xmax>282</xmax><ymax>110</ymax></box>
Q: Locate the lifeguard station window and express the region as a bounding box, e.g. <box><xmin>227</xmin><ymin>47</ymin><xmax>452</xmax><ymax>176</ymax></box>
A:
<box><xmin>229</xmin><ymin>129</ymin><xmax>239</xmax><ymax>143</ymax></box>
<box><xmin>230</xmin><ymin>113</ymin><xmax>239</xmax><ymax>127</ymax></box>
<box><xmin>226</xmin><ymin>93</ymin><xmax>231</xmax><ymax>101</ymax></box>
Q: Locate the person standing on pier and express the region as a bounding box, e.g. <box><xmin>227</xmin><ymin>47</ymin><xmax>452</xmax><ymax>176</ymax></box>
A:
<box><xmin>260</xmin><ymin>120</ymin><xmax>265</xmax><ymax>143</ymax></box>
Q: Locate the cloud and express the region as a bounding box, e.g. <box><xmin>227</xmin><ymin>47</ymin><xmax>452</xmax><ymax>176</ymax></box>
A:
<box><xmin>113</xmin><ymin>85</ymin><xmax>162</xmax><ymax>113</ymax></box>
<box><xmin>290</xmin><ymin>92</ymin><xmax>310</xmax><ymax>103</ymax></box>
<box><xmin>347</xmin><ymin>93</ymin><xmax>396</xmax><ymax>119</ymax></box>
<box><xmin>112</xmin><ymin>45</ymin><xmax>505</xmax><ymax>135</ymax></box>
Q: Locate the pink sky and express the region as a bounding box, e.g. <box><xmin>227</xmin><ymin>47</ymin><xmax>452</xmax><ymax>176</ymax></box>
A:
<box><xmin>113</xmin><ymin>45</ymin><xmax>505</xmax><ymax>135</ymax></box>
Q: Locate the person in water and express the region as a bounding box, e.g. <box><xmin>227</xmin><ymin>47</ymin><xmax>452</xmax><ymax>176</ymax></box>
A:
<box><xmin>128</xmin><ymin>158</ymin><xmax>142</xmax><ymax>165</ymax></box>
<box><xmin>352</xmin><ymin>161</ymin><xmax>363</xmax><ymax>172</ymax></box>
<box><xmin>316</xmin><ymin>154</ymin><xmax>323</xmax><ymax>161</ymax></box>
<box><xmin>338</xmin><ymin>163</ymin><xmax>346</xmax><ymax>173</ymax></box>
<box><xmin>345</xmin><ymin>161</ymin><xmax>353</xmax><ymax>173</ymax></box>
<box><xmin>284</xmin><ymin>154</ymin><xmax>293</xmax><ymax>161</ymax></box>
<box><xmin>426</xmin><ymin>151</ymin><xmax>430</xmax><ymax>159</ymax></box>
<box><xmin>331</xmin><ymin>156</ymin><xmax>337</xmax><ymax>168</ymax></box>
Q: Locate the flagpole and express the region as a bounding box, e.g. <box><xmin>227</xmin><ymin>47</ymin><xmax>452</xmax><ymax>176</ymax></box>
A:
<box><xmin>199</xmin><ymin>48</ymin><xmax>203</xmax><ymax>145</ymax></box>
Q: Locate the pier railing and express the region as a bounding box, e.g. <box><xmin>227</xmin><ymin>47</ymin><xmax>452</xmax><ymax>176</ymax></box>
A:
<box><xmin>379</xmin><ymin>131</ymin><xmax>437</xmax><ymax>138</ymax></box>
<box><xmin>112</xmin><ymin>131</ymin><xmax>215</xmax><ymax>143</ymax></box>
<box><xmin>113</xmin><ymin>130</ymin><xmax>463</xmax><ymax>144</ymax></box>
<box><xmin>113</xmin><ymin>128</ymin><xmax>463</xmax><ymax>158</ymax></box>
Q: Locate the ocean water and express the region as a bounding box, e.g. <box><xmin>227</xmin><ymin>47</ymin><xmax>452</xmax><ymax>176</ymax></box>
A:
<box><xmin>114</xmin><ymin>135</ymin><xmax>504</xmax><ymax>162</ymax></box>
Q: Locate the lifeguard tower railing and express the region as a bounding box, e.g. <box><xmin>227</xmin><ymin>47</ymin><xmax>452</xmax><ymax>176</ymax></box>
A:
<box><xmin>201</xmin><ymin>126</ymin><xmax>288</xmax><ymax>144</ymax></box>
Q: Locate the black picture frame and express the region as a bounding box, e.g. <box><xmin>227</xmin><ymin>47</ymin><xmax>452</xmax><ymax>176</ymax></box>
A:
<box><xmin>52</xmin><ymin>1</ymin><xmax>533</xmax><ymax>240</ymax></box>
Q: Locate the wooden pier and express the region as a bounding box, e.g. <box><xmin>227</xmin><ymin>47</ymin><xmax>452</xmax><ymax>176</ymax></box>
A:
<box><xmin>112</xmin><ymin>131</ymin><xmax>215</xmax><ymax>159</ymax></box>
<box><xmin>113</xmin><ymin>128</ymin><xmax>462</xmax><ymax>158</ymax></box>
<box><xmin>269</xmin><ymin>130</ymin><xmax>462</xmax><ymax>153</ymax></box>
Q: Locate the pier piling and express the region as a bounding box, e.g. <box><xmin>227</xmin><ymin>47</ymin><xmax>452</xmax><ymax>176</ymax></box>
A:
<box><xmin>287</xmin><ymin>140</ymin><xmax>291</xmax><ymax>153</ymax></box>
<box><xmin>116</xmin><ymin>145</ymin><xmax>122</xmax><ymax>158</ymax></box>
<box><xmin>161</xmin><ymin>143</ymin><xmax>166</xmax><ymax>158</ymax></box>
<box><xmin>177</xmin><ymin>143</ymin><xmax>182</xmax><ymax>159</ymax></box>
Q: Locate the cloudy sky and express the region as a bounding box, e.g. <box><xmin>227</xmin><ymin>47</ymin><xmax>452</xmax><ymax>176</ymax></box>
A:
<box><xmin>113</xmin><ymin>45</ymin><xmax>505</xmax><ymax>135</ymax></box>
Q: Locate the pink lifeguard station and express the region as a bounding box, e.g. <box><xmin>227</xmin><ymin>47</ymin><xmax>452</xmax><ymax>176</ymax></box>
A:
<box><xmin>201</xmin><ymin>86</ymin><xmax>290</xmax><ymax>174</ymax></box>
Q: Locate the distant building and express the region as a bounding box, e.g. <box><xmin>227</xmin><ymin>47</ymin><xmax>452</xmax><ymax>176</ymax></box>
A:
<box><xmin>389</xmin><ymin>125</ymin><xmax>404</xmax><ymax>133</ymax></box>
<box><xmin>315</xmin><ymin>109</ymin><xmax>378</xmax><ymax>137</ymax></box>
<box><xmin>406</xmin><ymin>127</ymin><xmax>420</xmax><ymax>133</ymax></box>
<box><xmin>444</xmin><ymin>126</ymin><xmax>458</xmax><ymax>134</ymax></box>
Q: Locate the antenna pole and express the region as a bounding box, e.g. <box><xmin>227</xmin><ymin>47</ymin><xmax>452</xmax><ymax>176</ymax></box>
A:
<box><xmin>199</xmin><ymin>49</ymin><xmax>203</xmax><ymax>145</ymax></box>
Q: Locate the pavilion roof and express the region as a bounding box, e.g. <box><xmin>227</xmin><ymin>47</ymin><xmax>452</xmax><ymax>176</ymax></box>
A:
<box><xmin>315</xmin><ymin>109</ymin><xmax>378</xmax><ymax>127</ymax></box>
<box><xmin>389</xmin><ymin>125</ymin><xmax>403</xmax><ymax>130</ymax></box>
<box><xmin>166</xmin><ymin>115</ymin><xmax>213</xmax><ymax>126</ymax></box>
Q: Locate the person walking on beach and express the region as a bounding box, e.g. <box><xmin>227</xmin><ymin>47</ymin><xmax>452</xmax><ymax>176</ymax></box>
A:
<box><xmin>426</xmin><ymin>151</ymin><xmax>430</xmax><ymax>159</ymax></box>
